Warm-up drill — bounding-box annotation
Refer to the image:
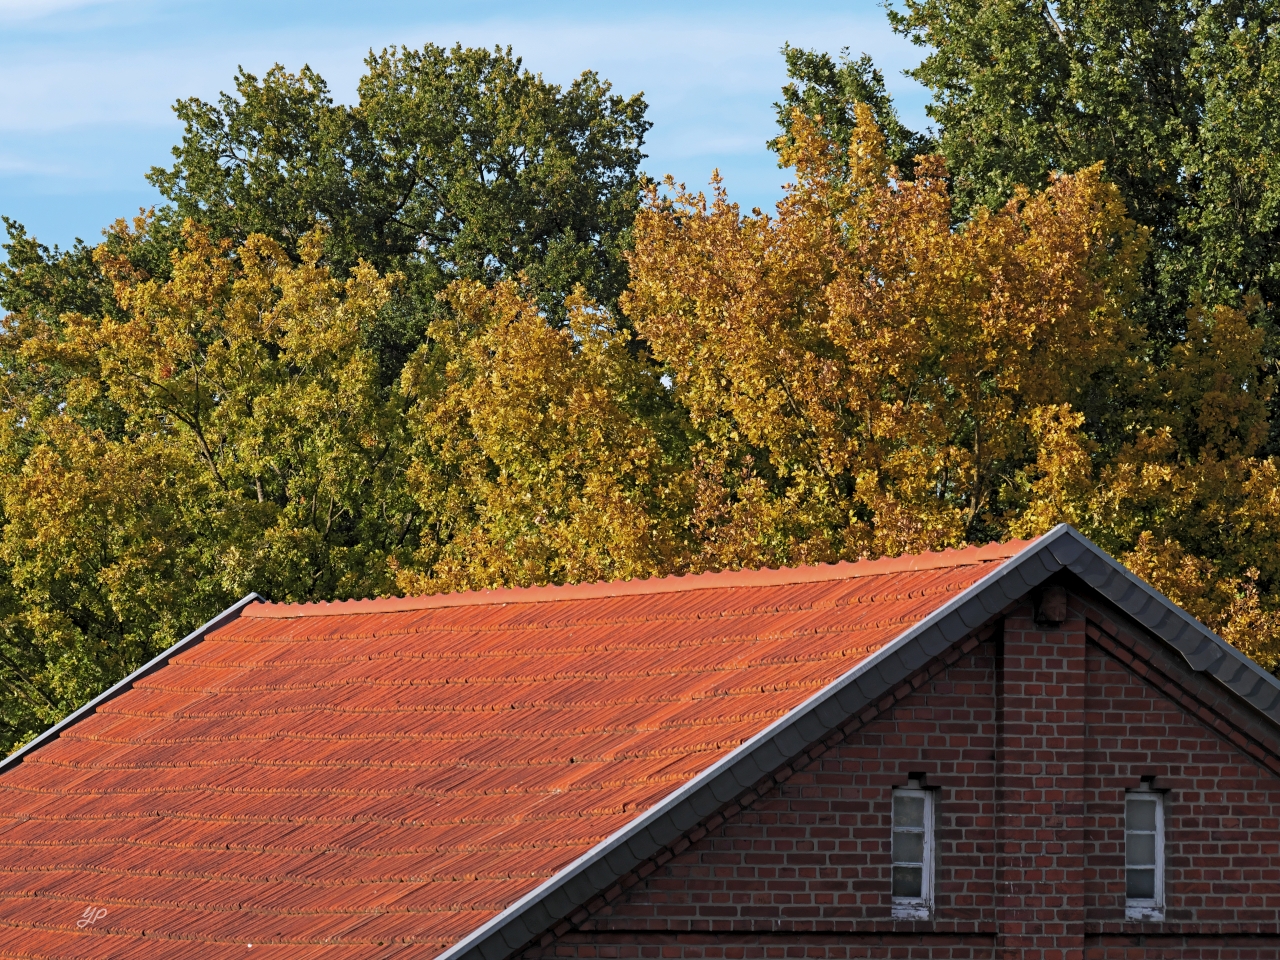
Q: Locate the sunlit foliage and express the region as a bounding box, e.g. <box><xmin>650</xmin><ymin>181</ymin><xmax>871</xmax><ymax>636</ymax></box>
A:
<box><xmin>0</xmin><ymin>221</ymin><xmax>414</xmax><ymax>746</ymax></box>
<box><xmin>2</xmin><ymin>102</ymin><xmax>1278</xmax><ymax>754</ymax></box>
<box><xmin>627</xmin><ymin>107</ymin><xmax>1146</xmax><ymax>562</ymax></box>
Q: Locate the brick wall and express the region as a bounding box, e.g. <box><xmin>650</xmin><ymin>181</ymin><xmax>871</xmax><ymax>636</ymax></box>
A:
<box><xmin>518</xmin><ymin>590</ymin><xmax>1280</xmax><ymax>960</ymax></box>
<box><xmin>1080</xmin><ymin>597</ymin><xmax>1280</xmax><ymax>958</ymax></box>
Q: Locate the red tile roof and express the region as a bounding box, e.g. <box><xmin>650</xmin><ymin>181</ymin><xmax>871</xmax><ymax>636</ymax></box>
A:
<box><xmin>0</xmin><ymin>541</ymin><xmax>1029</xmax><ymax>959</ymax></box>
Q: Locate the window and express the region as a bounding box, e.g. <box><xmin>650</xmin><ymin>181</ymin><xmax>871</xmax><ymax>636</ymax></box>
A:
<box><xmin>891</xmin><ymin>786</ymin><xmax>933</xmax><ymax>918</ymax></box>
<box><xmin>1125</xmin><ymin>791</ymin><xmax>1164</xmax><ymax>920</ymax></box>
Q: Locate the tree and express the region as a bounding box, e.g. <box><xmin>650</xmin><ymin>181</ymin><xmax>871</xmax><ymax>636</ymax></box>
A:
<box><xmin>149</xmin><ymin>43</ymin><xmax>651</xmax><ymax>360</ymax></box>
<box><xmin>0</xmin><ymin>41</ymin><xmax>652</xmax><ymax>752</ymax></box>
<box><xmin>395</xmin><ymin>282</ymin><xmax>688</xmax><ymax>595</ymax></box>
<box><xmin>879</xmin><ymin>0</ymin><xmax>1280</xmax><ymax>352</ymax></box>
<box><xmin>773</xmin><ymin>45</ymin><xmax>935</xmax><ymax>178</ymax></box>
<box><xmin>624</xmin><ymin>106</ymin><xmax>1280</xmax><ymax>667</ymax></box>
<box><xmin>626</xmin><ymin>106</ymin><xmax>1147</xmax><ymax>563</ymax></box>
<box><xmin>0</xmin><ymin>220</ymin><xmax>415</xmax><ymax>750</ymax></box>
<box><xmin>6</xmin><ymin>35</ymin><xmax>1280</xmax><ymax>756</ymax></box>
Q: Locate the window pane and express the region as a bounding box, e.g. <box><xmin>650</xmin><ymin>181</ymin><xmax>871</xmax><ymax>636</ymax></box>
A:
<box><xmin>892</xmin><ymin>865</ymin><xmax>923</xmax><ymax>898</ymax></box>
<box><xmin>894</xmin><ymin>794</ymin><xmax>925</xmax><ymax>827</ymax></box>
<box><xmin>893</xmin><ymin>830</ymin><xmax>924</xmax><ymax>864</ymax></box>
<box><xmin>1127</xmin><ymin>868</ymin><xmax>1156</xmax><ymax>899</ymax></box>
<box><xmin>1126</xmin><ymin>833</ymin><xmax>1156</xmax><ymax>866</ymax></box>
<box><xmin>1127</xmin><ymin>798</ymin><xmax>1157</xmax><ymax>831</ymax></box>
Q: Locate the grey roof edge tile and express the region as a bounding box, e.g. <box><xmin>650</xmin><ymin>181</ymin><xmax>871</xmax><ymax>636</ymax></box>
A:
<box><xmin>624</xmin><ymin>832</ymin><xmax>659</xmax><ymax>864</ymax></box>
<box><xmin>730</xmin><ymin>755</ymin><xmax>765</xmax><ymax>788</ymax></box>
<box><xmin>892</xmin><ymin>644</ymin><xmax>929</xmax><ymax>674</ymax></box>
<box><xmin>1229</xmin><ymin>670</ymin><xmax>1266</xmax><ymax>700</ymax></box>
<box><xmin>1212</xmin><ymin>658</ymin><xmax>1253</xmax><ymax>687</ymax></box>
<box><xmin>0</xmin><ymin>592</ymin><xmax>263</xmax><ymax>777</ymax></box>
<box><xmin>917</xmin><ymin>628</ymin><xmax>953</xmax><ymax>659</ymax></box>
<box><xmin>979</xmin><ymin>587</ymin><xmax>1010</xmax><ymax>615</ymax></box>
<box><xmin>1252</xmin><ymin>687</ymin><xmax>1280</xmax><ymax>713</ymax></box>
<box><xmin>833</xmin><ymin>688</ymin><xmax>871</xmax><ymax>718</ymax></box>
<box><xmin>1075</xmin><ymin>551</ymin><xmax>1116</xmax><ymax>589</ymax></box>
<box><xmin>1186</xmin><ymin>645</ymin><xmax>1226</xmax><ymax>672</ymax></box>
<box><xmin>1057</xmin><ymin>526</ymin><xmax>1280</xmax><ymax>726</ymax></box>
<box><xmin>814</xmin><ymin>696</ymin><xmax>847</xmax><ymax>728</ymax></box>
<box><xmin>793</xmin><ymin>711</ymin><xmax>828</xmax><ymax>745</ymax></box>
<box><xmin>957</xmin><ymin>596</ymin><xmax>989</xmax><ymax>628</ymax></box>
<box><xmin>538</xmin><ymin>889</ymin><xmax>574</xmax><ymax>922</ymax></box>
<box><xmin>709</xmin><ymin>772</ymin><xmax>740</xmax><ymax>803</ymax></box>
<box><xmin>1046</xmin><ymin>533</ymin><xmax>1087</xmax><ymax>566</ymax></box>
<box><xmin>939</xmin><ymin>615</ymin><xmax>970</xmax><ymax>643</ymax></box>
<box><xmin>500</xmin><ymin>922</ymin><xmax>533</xmax><ymax>950</ymax></box>
<box><xmin>666</xmin><ymin>802</ymin><xmax>701</xmax><ymax>833</ymax></box>
<box><xmin>602</xmin><ymin>846</ymin><xmax>638</xmax><ymax>877</ymax></box>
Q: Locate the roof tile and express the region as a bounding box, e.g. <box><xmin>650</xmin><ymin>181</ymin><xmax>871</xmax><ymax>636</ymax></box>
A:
<box><xmin>0</xmin><ymin>541</ymin><xmax>1028</xmax><ymax>956</ymax></box>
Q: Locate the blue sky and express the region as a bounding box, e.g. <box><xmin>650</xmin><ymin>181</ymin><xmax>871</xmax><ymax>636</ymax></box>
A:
<box><xmin>0</xmin><ymin>0</ymin><xmax>931</xmax><ymax>253</ymax></box>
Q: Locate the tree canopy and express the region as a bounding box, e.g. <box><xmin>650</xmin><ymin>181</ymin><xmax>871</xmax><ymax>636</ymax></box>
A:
<box><xmin>4</xmin><ymin>21</ymin><xmax>1280</xmax><ymax>753</ymax></box>
<box><xmin>150</xmin><ymin>44</ymin><xmax>649</xmax><ymax>331</ymax></box>
<box><xmin>0</xmin><ymin>221</ymin><xmax>413</xmax><ymax>747</ymax></box>
<box><xmin>781</xmin><ymin>0</ymin><xmax>1280</xmax><ymax>352</ymax></box>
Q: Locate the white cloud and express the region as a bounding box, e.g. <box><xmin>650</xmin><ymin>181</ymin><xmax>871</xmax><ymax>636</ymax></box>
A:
<box><xmin>0</xmin><ymin>1</ymin><xmax>931</xmax><ymax>245</ymax></box>
<box><xmin>0</xmin><ymin>10</ymin><xmax>924</xmax><ymax>129</ymax></box>
<box><xmin>0</xmin><ymin>0</ymin><xmax>134</xmax><ymax>20</ymax></box>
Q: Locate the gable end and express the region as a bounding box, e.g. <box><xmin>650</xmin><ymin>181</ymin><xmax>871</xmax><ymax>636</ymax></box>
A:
<box><xmin>439</xmin><ymin>525</ymin><xmax>1280</xmax><ymax>960</ymax></box>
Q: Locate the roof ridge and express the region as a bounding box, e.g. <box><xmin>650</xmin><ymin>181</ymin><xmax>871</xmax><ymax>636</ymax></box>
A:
<box><xmin>245</xmin><ymin>538</ymin><xmax>1038</xmax><ymax>619</ymax></box>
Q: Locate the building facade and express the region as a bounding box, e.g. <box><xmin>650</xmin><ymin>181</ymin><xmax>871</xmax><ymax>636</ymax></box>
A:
<box><xmin>0</xmin><ymin>526</ymin><xmax>1276</xmax><ymax>959</ymax></box>
<box><xmin>518</xmin><ymin>594</ymin><xmax>1280</xmax><ymax>959</ymax></box>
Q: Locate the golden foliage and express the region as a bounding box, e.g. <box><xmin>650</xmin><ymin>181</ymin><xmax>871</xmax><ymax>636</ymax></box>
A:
<box><xmin>4</xmin><ymin>105</ymin><xmax>1280</xmax><ymax>750</ymax></box>
<box><xmin>0</xmin><ymin>219</ymin><xmax>416</xmax><ymax>739</ymax></box>
<box><xmin>396</xmin><ymin>281</ymin><xmax>686</xmax><ymax>593</ymax></box>
<box><xmin>1007</xmin><ymin>300</ymin><xmax>1280</xmax><ymax>668</ymax></box>
<box><xmin>621</xmin><ymin>105</ymin><xmax>1280</xmax><ymax>666</ymax></box>
<box><xmin>624</xmin><ymin>106</ymin><xmax>1147</xmax><ymax>565</ymax></box>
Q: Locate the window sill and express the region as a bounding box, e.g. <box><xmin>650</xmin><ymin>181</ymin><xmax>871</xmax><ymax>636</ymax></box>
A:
<box><xmin>1125</xmin><ymin>902</ymin><xmax>1164</xmax><ymax>922</ymax></box>
<box><xmin>891</xmin><ymin>901</ymin><xmax>931</xmax><ymax>920</ymax></box>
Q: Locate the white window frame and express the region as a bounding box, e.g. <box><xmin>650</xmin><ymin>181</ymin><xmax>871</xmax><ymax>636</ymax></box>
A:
<box><xmin>1124</xmin><ymin>790</ymin><xmax>1165</xmax><ymax>921</ymax></box>
<box><xmin>890</xmin><ymin>787</ymin><xmax>934</xmax><ymax>919</ymax></box>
